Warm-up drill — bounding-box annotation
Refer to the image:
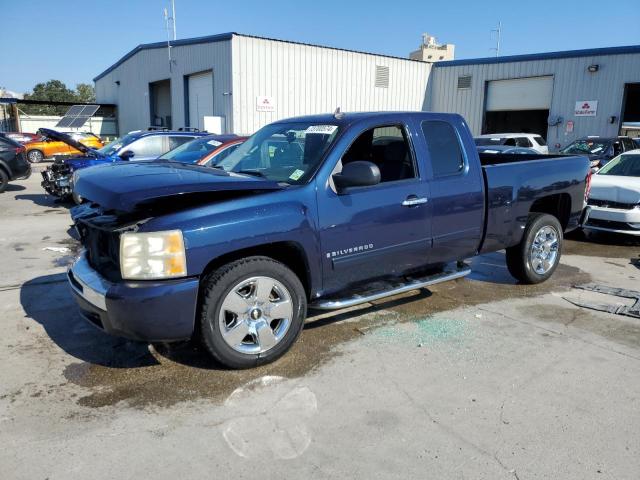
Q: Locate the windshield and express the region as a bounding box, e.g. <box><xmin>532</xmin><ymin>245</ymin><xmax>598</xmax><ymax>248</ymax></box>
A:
<box><xmin>96</xmin><ymin>133</ymin><xmax>138</xmax><ymax>156</ymax></box>
<box><xmin>216</xmin><ymin>122</ymin><xmax>340</xmax><ymax>184</ymax></box>
<box><xmin>475</xmin><ymin>137</ymin><xmax>507</xmax><ymax>146</ymax></box>
<box><xmin>560</xmin><ymin>139</ymin><xmax>610</xmax><ymax>155</ymax></box>
<box><xmin>159</xmin><ymin>136</ymin><xmax>222</xmax><ymax>163</ymax></box>
<box><xmin>597</xmin><ymin>153</ymin><xmax>640</xmax><ymax>177</ymax></box>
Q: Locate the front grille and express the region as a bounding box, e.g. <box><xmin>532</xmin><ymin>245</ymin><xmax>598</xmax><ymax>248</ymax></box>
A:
<box><xmin>76</xmin><ymin>220</ymin><xmax>122</xmax><ymax>281</ymax></box>
<box><xmin>585</xmin><ymin>218</ymin><xmax>638</xmax><ymax>230</ymax></box>
<box><xmin>588</xmin><ymin>198</ymin><xmax>638</xmax><ymax>210</ymax></box>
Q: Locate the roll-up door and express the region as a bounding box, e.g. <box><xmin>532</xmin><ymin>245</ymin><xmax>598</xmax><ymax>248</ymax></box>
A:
<box><xmin>188</xmin><ymin>71</ymin><xmax>213</xmax><ymax>130</ymax></box>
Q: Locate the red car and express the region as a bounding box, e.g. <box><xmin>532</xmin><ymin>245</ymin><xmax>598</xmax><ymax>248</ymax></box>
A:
<box><xmin>3</xmin><ymin>132</ymin><xmax>39</xmax><ymax>144</ymax></box>
<box><xmin>157</xmin><ymin>134</ymin><xmax>247</xmax><ymax>166</ymax></box>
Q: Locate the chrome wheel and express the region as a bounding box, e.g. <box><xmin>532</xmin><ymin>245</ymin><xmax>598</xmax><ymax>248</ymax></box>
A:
<box><xmin>28</xmin><ymin>150</ymin><xmax>43</xmax><ymax>163</ymax></box>
<box><xmin>530</xmin><ymin>226</ymin><xmax>559</xmax><ymax>275</ymax></box>
<box><xmin>218</xmin><ymin>276</ymin><xmax>293</xmax><ymax>355</ymax></box>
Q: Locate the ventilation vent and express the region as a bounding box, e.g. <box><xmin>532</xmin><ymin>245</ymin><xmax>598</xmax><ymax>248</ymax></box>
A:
<box><xmin>375</xmin><ymin>66</ymin><xmax>390</xmax><ymax>88</ymax></box>
<box><xmin>457</xmin><ymin>75</ymin><xmax>472</xmax><ymax>89</ymax></box>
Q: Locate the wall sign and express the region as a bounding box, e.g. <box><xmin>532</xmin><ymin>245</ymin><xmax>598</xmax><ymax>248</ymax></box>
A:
<box><xmin>566</xmin><ymin>120</ymin><xmax>574</xmax><ymax>133</ymax></box>
<box><xmin>256</xmin><ymin>96</ymin><xmax>275</xmax><ymax>112</ymax></box>
<box><xmin>575</xmin><ymin>100</ymin><xmax>598</xmax><ymax>117</ymax></box>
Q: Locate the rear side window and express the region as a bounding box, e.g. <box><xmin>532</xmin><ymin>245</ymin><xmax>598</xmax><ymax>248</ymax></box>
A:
<box><xmin>421</xmin><ymin>121</ymin><xmax>465</xmax><ymax>177</ymax></box>
<box><xmin>515</xmin><ymin>137</ymin><xmax>533</xmax><ymax>147</ymax></box>
<box><xmin>169</xmin><ymin>135</ymin><xmax>195</xmax><ymax>150</ymax></box>
<box><xmin>128</xmin><ymin>136</ymin><xmax>165</xmax><ymax>157</ymax></box>
<box><xmin>534</xmin><ymin>136</ymin><xmax>547</xmax><ymax>146</ymax></box>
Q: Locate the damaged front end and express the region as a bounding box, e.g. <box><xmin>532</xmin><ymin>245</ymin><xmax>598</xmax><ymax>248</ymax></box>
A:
<box><xmin>41</xmin><ymin>159</ymin><xmax>73</xmax><ymax>198</ymax></box>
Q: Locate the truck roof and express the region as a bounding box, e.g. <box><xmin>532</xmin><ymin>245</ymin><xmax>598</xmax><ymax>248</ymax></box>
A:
<box><xmin>272</xmin><ymin>111</ymin><xmax>464</xmax><ymax>127</ymax></box>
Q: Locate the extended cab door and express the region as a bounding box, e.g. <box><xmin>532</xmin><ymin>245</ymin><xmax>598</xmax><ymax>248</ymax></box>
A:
<box><xmin>415</xmin><ymin>117</ymin><xmax>484</xmax><ymax>263</ymax></box>
<box><xmin>316</xmin><ymin>121</ymin><xmax>431</xmax><ymax>294</ymax></box>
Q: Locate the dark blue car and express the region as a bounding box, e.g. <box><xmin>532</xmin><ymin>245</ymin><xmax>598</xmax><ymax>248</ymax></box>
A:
<box><xmin>41</xmin><ymin>128</ymin><xmax>208</xmax><ymax>199</ymax></box>
<box><xmin>69</xmin><ymin>112</ymin><xmax>590</xmax><ymax>368</ymax></box>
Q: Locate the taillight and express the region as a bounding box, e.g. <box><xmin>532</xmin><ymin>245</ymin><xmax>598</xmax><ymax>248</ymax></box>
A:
<box><xmin>584</xmin><ymin>170</ymin><xmax>592</xmax><ymax>203</ymax></box>
<box><xmin>14</xmin><ymin>146</ymin><xmax>25</xmax><ymax>154</ymax></box>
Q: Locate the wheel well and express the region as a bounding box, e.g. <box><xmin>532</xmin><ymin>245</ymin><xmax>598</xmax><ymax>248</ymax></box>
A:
<box><xmin>0</xmin><ymin>162</ymin><xmax>10</xmax><ymax>178</ymax></box>
<box><xmin>199</xmin><ymin>242</ymin><xmax>312</xmax><ymax>298</ymax></box>
<box><xmin>530</xmin><ymin>193</ymin><xmax>571</xmax><ymax>231</ymax></box>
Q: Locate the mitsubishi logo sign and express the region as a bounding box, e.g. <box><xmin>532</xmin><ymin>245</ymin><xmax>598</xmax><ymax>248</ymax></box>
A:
<box><xmin>575</xmin><ymin>100</ymin><xmax>598</xmax><ymax>117</ymax></box>
<box><xmin>256</xmin><ymin>95</ymin><xmax>275</xmax><ymax>112</ymax></box>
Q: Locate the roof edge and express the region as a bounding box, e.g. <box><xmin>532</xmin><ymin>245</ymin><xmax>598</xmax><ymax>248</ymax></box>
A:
<box><xmin>93</xmin><ymin>32</ymin><xmax>428</xmax><ymax>83</ymax></box>
<box><xmin>434</xmin><ymin>44</ymin><xmax>640</xmax><ymax>67</ymax></box>
<box><xmin>93</xmin><ymin>32</ymin><xmax>236</xmax><ymax>82</ymax></box>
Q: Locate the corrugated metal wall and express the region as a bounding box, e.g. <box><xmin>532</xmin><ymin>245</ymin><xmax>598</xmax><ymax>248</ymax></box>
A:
<box><xmin>95</xmin><ymin>40</ymin><xmax>232</xmax><ymax>134</ymax></box>
<box><xmin>231</xmin><ymin>35</ymin><xmax>431</xmax><ymax>134</ymax></box>
<box><xmin>428</xmin><ymin>53</ymin><xmax>640</xmax><ymax>149</ymax></box>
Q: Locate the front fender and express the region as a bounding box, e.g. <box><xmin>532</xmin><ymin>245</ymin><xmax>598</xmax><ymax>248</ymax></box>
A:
<box><xmin>139</xmin><ymin>189</ymin><xmax>322</xmax><ymax>296</ymax></box>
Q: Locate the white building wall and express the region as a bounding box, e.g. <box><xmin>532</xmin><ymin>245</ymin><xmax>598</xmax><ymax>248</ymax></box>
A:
<box><xmin>95</xmin><ymin>40</ymin><xmax>233</xmax><ymax>134</ymax></box>
<box><xmin>231</xmin><ymin>35</ymin><xmax>431</xmax><ymax>134</ymax></box>
<box><xmin>428</xmin><ymin>52</ymin><xmax>640</xmax><ymax>149</ymax></box>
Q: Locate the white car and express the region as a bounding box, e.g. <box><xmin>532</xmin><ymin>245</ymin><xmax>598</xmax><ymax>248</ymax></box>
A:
<box><xmin>474</xmin><ymin>133</ymin><xmax>549</xmax><ymax>154</ymax></box>
<box><xmin>583</xmin><ymin>149</ymin><xmax>640</xmax><ymax>236</ymax></box>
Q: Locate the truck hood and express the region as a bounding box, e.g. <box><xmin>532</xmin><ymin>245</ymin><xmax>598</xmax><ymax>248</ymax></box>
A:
<box><xmin>74</xmin><ymin>161</ymin><xmax>284</xmax><ymax>212</ymax></box>
<box><xmin>38</xmin><ymin>128</ymin><xmax>104</xmax><ymax>157</ymax></box>
<box><xmin>590</xmin><ymin>175</ymin><xmax>640</xmax><ymax>204</ymax></box>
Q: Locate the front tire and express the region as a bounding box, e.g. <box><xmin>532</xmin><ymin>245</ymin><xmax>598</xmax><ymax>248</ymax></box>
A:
<box><xmin>506</xmin><ymin>213</ymin><xmax>563</xmax><ymax>284</ymax></box>
<box><xmin>27</xmin><ymin>150</ymin><xmax>44</xmax><ymax>163</ymax></box>
<box><xmin>199</xmin><ymin>256</ymin><xmax>307</xmax><ymax>369</ymax></box>
<box><xmin>0</xmin><ymin>169</ymin><xmax>8</xmax><ymax>193</ymax></box>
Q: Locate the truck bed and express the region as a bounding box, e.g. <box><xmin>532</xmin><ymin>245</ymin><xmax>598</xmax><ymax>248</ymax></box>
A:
<box><xmin>478</xmin><ymin>153</ymin><xmax>590</xmax><ymax>254</ymax></box>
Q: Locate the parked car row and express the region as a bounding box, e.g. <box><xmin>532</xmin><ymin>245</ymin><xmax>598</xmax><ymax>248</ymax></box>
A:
<box><xmin>40</xmin><ymin>128</ymin><xmax>247</xmax><ymax>202</ymax></box>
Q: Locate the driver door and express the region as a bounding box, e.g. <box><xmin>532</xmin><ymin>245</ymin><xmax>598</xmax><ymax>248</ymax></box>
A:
<box><xmin>316</xmin><ymin>122</ymin><xmax>431</xmax><ymax>294</ymax></box>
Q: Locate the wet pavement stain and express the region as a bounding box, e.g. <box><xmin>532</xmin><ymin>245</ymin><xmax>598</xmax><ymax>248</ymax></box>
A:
<box><xmin>59</xmin><ymin>251</ymin><xmax>592</xmax><ymax>410</ymax></box>
<box><xmin>518</xmin><ymin>304</ymin><xmax>640</xmax><ymax>349</ymax></box>
<box><xmin>564</xmin><ymin>230</ymin><xmax>640</xmax><ymax>259</ymax></box>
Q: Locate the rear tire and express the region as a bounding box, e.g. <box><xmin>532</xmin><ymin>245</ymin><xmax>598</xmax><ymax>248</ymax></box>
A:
<box><xmin>199</xmin><ymin>256</ymin><xmax>307</xmax><ymax>369</ymax></box>
<box><xmin>0</xmin><ymin>169</ymin><xmax>8</xmax><ymax>193</ymax></box>
<box><xmin>27</xmin><ymin>150</ymin><xmax>44</xmax><ymax>163</ymax></box>
<box><xmin>506</xmin><ymin>213</ymin><xmax>563</xmax><ymax>284</ymax></box>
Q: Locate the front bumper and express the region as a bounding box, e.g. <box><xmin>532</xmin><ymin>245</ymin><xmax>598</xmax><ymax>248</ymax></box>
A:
<box><xmin>68</xmin><ymin>252</ymin><xmax>200</xmax><ymax>342</ymax></box>
<box><xmin>582</xmin><ymin>205</ymin><xmax>640</xmax><ymax>236</ymax></box>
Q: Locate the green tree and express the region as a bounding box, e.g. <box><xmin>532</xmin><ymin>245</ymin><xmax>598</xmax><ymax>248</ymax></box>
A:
<box><xmin>22</xmin><ymin>80</ymin><xmax>95</xmax><ymax>115</ymax></box>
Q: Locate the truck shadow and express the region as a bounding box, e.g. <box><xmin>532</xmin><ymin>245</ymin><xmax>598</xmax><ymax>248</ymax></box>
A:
<box><xmin>20</xmin><ymin>273</ymin><xmax>159</xmax><ymax>368</ymax></box>
<box><xmin>14</xmin><ymin>193</ymin><xmax>73</xmax><ymax>208</ymax></box>
<box><xmin>466</xmin><ymin>252</ymin><xmax>517</xmax><ymax>285</ymax></box>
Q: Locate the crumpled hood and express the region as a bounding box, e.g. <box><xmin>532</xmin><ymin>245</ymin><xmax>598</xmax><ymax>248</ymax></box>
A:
<box><xmin>590</xmin><ymin>175</ymin><xmax>640</xmax><ymax>204</ymax></box>
<box><xmin>74</xmin><ymin>161</ymin><xmax>283</xmax><ymax>212</ymax></box>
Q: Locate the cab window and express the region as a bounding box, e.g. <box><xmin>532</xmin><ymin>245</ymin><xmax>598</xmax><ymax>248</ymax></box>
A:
<box><xmin>421</xmin><ymin>120</ymin><xmax>465</xmax><ymax>177</ymax></box>
<box><xmin>342</xmin><ymin>125</ymin><xmax>416</xmax><ymax>183</ymax></box>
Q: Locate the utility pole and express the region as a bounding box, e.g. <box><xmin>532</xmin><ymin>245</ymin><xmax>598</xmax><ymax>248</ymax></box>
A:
<box><xmin>163</xmin><ymin>1</ymin><xmax>177</xmax><ymax>71</ymax></box>
<box><xmin>490</xmin><ymin>21</ymin><xmax>502</xmax><ymax>57</ymax></box>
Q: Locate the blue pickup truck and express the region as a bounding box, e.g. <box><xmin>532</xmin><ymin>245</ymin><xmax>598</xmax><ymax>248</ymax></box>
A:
<box><xmin>69</xmin><ymin>112</ymin><xmax>590</xmax><ymax>368</ymax></box>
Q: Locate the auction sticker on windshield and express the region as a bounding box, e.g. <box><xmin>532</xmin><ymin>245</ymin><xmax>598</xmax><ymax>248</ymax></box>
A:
<box><xmin>208</xmin><ymin>140</ymin><xmax>223</xmax><ymax>147</ymax></box>
<box><xmin>306</xmin><ymin>125</ymin><xmax>338</xmax><ymax>134</ymax></box>
<box><xmin>289</xmin><ymin>169</ymin><xmax>305</xmax><ymax>181</ymax></box>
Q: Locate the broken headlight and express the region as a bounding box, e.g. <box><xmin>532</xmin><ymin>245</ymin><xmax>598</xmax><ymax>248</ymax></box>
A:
<box><xmin>120</xmin><ymin>230</ymin><xmax>187</xmax><ymax>280</ymax></box>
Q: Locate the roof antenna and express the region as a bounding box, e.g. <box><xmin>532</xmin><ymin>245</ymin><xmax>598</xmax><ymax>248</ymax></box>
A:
<box><xmin>334</xmin><ymin>106</ymin><xmax>345</xmax><ymax>120</ymax></box>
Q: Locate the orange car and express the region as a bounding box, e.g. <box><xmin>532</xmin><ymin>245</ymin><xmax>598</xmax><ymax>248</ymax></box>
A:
<box><xmin>25</xmin><ymin>131</ymin><xmax>104</xmax><ymax>163</ymax></box>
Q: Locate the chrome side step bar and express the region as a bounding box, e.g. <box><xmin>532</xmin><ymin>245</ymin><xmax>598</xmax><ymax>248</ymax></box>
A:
<box><xmin>310</xmin><ymin>266</ymin><xmax>472</xmax><ymax>311</ymax></box>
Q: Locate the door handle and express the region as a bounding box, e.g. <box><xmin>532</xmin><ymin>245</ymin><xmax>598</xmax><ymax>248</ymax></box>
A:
<box><xmin>402</xmin><ymin>196</ymin><xmax>428</xmax><ymax>207</ymax></box>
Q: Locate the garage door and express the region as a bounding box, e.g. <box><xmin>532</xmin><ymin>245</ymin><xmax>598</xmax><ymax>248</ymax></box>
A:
<box><xmin>486</xmin><ymin>76</ymin><xmax>553</xmax><ymax>111</ymax></box>
<box><xmin>188</xmin><ymin>71</ymin><xmax>213</xmax><ymax>130</ymax></box>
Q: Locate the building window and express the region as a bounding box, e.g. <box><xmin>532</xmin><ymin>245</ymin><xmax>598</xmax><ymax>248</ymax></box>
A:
<box><xmin>375</xmin><ymin>66</ymin><xmax>390</xmax><ymax>88</ymax></box>
<box><xmin>457</xmin><ymin>75</ymin><xmax>472</xmax><ymax>89</ymax></box>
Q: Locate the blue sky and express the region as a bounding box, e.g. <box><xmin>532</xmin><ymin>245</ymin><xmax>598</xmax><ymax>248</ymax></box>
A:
<box><xmin>1</xmin><ymin>0</ymin><xmax>639</xmax><ymax>93</ymax></box>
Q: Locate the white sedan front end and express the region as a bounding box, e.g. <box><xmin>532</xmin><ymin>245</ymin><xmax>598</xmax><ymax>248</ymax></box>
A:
<box><xmin>583</xmin><ymin>150</ymin><xmax>640</xmax><ymax>235</ymax></box>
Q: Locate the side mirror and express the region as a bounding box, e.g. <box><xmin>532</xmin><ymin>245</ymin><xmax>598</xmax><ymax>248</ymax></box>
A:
<box><xmin>332</xmin><ymin>160</ymin><xmax>381</xmax><ymax>194</ymax></box>
<box><xmin>119</xmin><ymin>150</ymin><xmax>135</xmax><ymax>160</ymax></box>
